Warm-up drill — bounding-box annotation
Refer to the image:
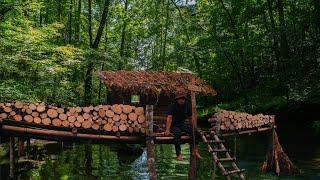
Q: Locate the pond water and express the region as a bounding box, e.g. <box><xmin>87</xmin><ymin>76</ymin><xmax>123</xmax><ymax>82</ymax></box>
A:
<box><xmin>0</xmin><ymin>121</ymin><xmax>319</xmax><ymax>179</ymax></box>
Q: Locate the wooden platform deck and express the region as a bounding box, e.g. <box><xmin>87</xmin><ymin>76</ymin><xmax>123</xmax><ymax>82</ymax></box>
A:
<box><xmin>0</xmin><ymin>119</ymin><xmax>191</xmax><ymax>144</ymax></box>
<box><xmin>0</xmin><ymin>119</ymin><xmax>274</xmax><ymax>145</ymax></box>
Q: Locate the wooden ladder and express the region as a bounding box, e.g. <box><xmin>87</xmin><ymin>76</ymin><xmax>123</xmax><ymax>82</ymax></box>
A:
<box><xmin>201</xmin><ymin>132</ymin><xmax>246</xmax><ymax>180</ymax></box>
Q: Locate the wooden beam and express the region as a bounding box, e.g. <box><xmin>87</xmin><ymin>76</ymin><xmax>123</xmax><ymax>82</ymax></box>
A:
<box><xmin>0</xmin><ymin>124</ymin><xmax>192</xmax><ymax>144</ymax></box>
<box><xmin>219</xmin><ymin>126</ymin><xmax>275</xmax><ymax>137</ymax></box>
<box><xmin>26</xmin><ymin>138</ymin><xmax>30</xmax><ymax>159</ymax></box>
<box><xmin>18</xmin><ymin>137</ymin><xmax>24</xmax><ymax>157</ymax></box>
<box><xmin>146</xmin><ymin>105</ymin><xmax>157</xmax><ymax>180</ymax></box>
<box><xmin>9</xmin><ymin>137</ymin><xmax>15</xmax><ymax>179</ymax></box>
<box><xmin>188</xmin><ymin>76</ymin><xmax>198</xmax><ymax>180</ymax></box>
<box><xmin>0</xmin><ymin>125</ymin><xmax>143</xmax><ymax>143</ymax></box>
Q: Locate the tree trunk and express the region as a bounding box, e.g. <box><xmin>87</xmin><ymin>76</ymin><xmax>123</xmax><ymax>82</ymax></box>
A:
<box><xmin>98</xmin><ymin>63</ymin><xmax>104</xmax><ymax>102</ymax></box>
<box><xmin>119</xmin><ymin>0</ymin><xmax>129</xmax><ymax>70</ymax></box>
<box><xmin>266</xmin><ymin>0</ymin><xmax>288</xmax><ymax>99</ymax></box>
<box><xmin>85</xmin><ymin>143</ymin><xmax>92</xmax><ymax>176</ymax></box>
<box><xmin>68</xmin><ymin>0</ymin><xmax>73</xmax><ymax>44</ymax></box>
<box><xmin>44</xmin><ymin>1</ymin><xmax>49</xmax><ymax>24</ymax></box>
<box><xmin>277</xmin><ymin>0</ymin><xmax>289</xmax><ymax>59</ymax></box>
<box><xmin>161</xmin><ymin>0</ymin><xmax>170</xmax><ymax>70</ymax></box>
<box><xmin>315</xmin><ymin>0</ymin><xmax>320</xmax><ymax>33</ymax></box>
<box><xmin>88</xmin><ymin>0</ymin><xmax>93</xmax><ymax>47</ymax></box>
<box><xmin>0</xmin><ymin>5</ymin><xmax>12</xmax><ymax>21</ymax></box>
<box><xmin>218</xmin><ymin>0</ymin><xmax>248</xmax><ymax>91</ymax></box>
<box><xmin>75</xmin><ymin>0</ymin><xmax>81</xmax><ymax>42</ymax></box>
<box><xmin>104</xmin><ymin>15</ymin><xmax>109</xmax><ymax>51</ymax></box>
<box><xmin>92</xmin><ymin>0</ymin><xmax>110</xmax><ymax>48</ymax></box>
<box><xmin>57</xmin><ymin>0</ymin><xmax>61</xmax><ymax>22</ymax></box>
<box><xmin>84</xmin><ymin>0</ymin><xmax>111</xmax><ymax>105</ymax></box>
<box><xmin>266</xmin><ymin>0</ymin><xmax>280</xmax><ymax>64</ymax></box>
<box><xmin>39</xmin><ymin>9</ymin><xmax>42</xmax><ymax>26</ymax></box>
<box><xmin>171</xmin><ymin>0</ymin><xmax>203</xmax><ymax>76</ymax></box>
<box><xmin>277</xmin><ymin>0</ymin><xmax>290</xmax><ymax>100</ymax></box>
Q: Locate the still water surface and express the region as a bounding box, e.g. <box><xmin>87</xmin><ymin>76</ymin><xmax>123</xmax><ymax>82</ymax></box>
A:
<box><xmin>0</xmin><ymin>122</ymin><xmax>319</xmax><ymax>179</ymax></box>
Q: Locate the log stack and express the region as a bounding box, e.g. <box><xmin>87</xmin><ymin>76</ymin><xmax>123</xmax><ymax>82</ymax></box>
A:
<box><xmin>209</xmin><ymin>110</ymin><xmax>275</xmax><ymax>131</ymax></box>
<box><xmin>0</xmin><ymin>102</ymin><xmax>146</xmax><ymax>134</ymax></box>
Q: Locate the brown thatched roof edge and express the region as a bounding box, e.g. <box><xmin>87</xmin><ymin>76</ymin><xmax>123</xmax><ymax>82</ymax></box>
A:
<box><xmin>97</xmin><ymin>71</ymin><xmax>217</xmax><ymax>98</ymax></box>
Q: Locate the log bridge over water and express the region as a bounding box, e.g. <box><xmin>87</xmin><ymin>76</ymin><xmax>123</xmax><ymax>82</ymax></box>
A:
<box><xmin>0</xmin><ymin>71</ymin><xmax>297</xmax><ymax>179</ymax></box>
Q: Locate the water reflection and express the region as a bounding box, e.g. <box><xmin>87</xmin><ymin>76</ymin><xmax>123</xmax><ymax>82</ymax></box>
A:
<box><xmin>0</xmin><ymin>130</ymin><xmax>319</xmax><ymax>179</ymax></box>
<box><xmin>132</xmin><ymin>149</ymin><xmax>148</xmax><ymax>180</ymax></box>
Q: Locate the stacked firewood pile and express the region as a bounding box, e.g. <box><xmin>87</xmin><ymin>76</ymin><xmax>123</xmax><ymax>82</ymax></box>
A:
<box><xmin>208</xmin><ymin>110</ymin><xmax>275</xmax><ymax>131</ymax></box>
<box><xmin>0</xmin><ymin>102</ymin><xmax>146</xmax><ymax>134</ymax></box>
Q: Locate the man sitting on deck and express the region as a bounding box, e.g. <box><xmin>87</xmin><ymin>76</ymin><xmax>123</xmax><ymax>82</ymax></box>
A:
<box><xmin>165</xmin><ymin>90</ymin><xmax>202</xmax><ymax>161</ymax></box>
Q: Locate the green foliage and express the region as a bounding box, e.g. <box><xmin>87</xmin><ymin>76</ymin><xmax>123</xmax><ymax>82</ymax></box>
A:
<box><xmin>0</xmin><ymin>0</ymin><xmax>319</xmax><ymax>128</ymax></box>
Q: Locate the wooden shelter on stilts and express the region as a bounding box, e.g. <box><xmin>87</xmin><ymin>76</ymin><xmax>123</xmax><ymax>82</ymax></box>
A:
<box><xmin>0</xmin><ymin>70</ymin><xmax>298</xmax><ymax>179</ymax></box>
<box><xmin>97</xmin><ymin>70</ymin><xmax>217</xmax><ymax>179</ymax></box>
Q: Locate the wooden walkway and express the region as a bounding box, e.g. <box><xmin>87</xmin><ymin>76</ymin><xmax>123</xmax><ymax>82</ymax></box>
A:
<box><xmin>0</xmin><ymin>119</ymin><xmax>191</xmax><ymax>144</ymax></box>
<box><xmin>0</xmin><ymin>118</ymin><xmax>273</xmax><ymax>144</ymax></box>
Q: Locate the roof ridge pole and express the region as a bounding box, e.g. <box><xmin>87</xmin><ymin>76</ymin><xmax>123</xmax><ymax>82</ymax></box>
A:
<box><xmin>146</xmin><ymin>105</ymin><xmax>157</xmax><ymax>180</ymax></box>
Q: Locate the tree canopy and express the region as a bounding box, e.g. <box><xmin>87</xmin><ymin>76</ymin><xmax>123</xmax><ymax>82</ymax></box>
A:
<box><xmin>0</xmin><ymin>0</ymin><xmax>319</xmax><ymax>115</ymax></box>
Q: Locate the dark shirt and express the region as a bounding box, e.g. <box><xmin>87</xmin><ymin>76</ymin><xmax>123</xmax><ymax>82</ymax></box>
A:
<box><xmin>167</xmin><ymin>102</ymin><xmax>192</xmax><ymax>127</ymax></box>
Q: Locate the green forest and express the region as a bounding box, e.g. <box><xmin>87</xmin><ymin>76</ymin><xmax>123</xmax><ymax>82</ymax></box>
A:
<box><xmin>1</xmin><ymin>0</ymin><xmax>319</xmax><ymax>126</ymax></box>
<box><xmin>0</xmin><ymin>0</ymin><xmax>320</xmax><ymax>179</ymax></box>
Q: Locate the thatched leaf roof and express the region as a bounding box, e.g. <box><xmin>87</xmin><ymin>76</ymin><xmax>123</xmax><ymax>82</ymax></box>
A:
<box><xmin>97</xmin><ymin>71</ymin><xmax>217</xmax><ymax>98</ymax></box>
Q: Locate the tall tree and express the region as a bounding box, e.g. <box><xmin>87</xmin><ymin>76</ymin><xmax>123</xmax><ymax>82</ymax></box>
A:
<box><xmin>68</xmin><ymin>0</ymin><xmax>73</xmax><ymax>44</ymax></box>
<box><xmin>88</xmin><ymin>0</ymin><xmax>93</xmax><ymax>47</ymax></box>
<box><xmin>75</xmin><ymin>0</ymin><xmax>81</xmax><ymax>42</ymax></box>
<box><xmin>161</xmin><ymin>0</ymin><xmax>170</xmax><ymax>70</ymax></box>
<box><xmin>119</xmin><ymin>0</ymin><xmax>129</xmax><ymax>70</ymax></box>
<box><xmin>277</xmin><ymin>0</ymin><xmax>290</xmax><ymax>100</ymax></box>
<box><xmin>84</xmin><ymin>0</ymin><xmax>111</xmax><ymax>105</ymax></box>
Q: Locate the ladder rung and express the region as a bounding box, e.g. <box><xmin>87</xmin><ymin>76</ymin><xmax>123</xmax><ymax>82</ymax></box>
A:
<box><xmin>217</xmin><ymin>157</ymin><xmax>235</xmax><ymax>162</ymax></box>
<box><xmin>208</xmin><ymin>140</ymin><xmax>224</xmax><ymax>143</ymax></box>
<box><xmin>223</xmin><ymin>169</ymin><xmax>245</xmax><ymax>176</ymax></box>
<box><xmin>209</xmin><ymin>148</ymin><xmax>228</xmax><ymax>153</ymax></box>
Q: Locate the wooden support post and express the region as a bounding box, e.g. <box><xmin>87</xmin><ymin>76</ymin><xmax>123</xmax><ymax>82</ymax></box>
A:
<box><xmin>26</xmin><ymin>138</ymin><xmax>31</xmax><ymax>159</ymax></box>
<box><xmin>60</xmin><ymin>141</ymin><xmax>64</xmax><ymax>152</ymax></box>
<box><xmin>85</xmin><ymin>141</ymin><xmax>92</xmax><ymax>176</ymax></box>
<box><xmin>18</xmin><ymin>138</ymin><xmax>25</xmax><ymax>157</ymax></box>
<box><xmin>9</xmin><ymin>137</ymin><xmax>15</xmax><ymax>180</ymax></box>
<box><xmin>191</xmin><ymin>91</ymin><xmax>197</xmax><ymax>129</ymax></box>
<box><xmin>146</xmin><ymin>105</ymin><xmax>157</xmax><ymax>180</ymax></box>
<box><xmin>261</xmin><ymin>127</ymin><xmax>299</xmax><ymax>175</ymax></box>
<box><xmin>188</xmin><ymin>144</ymin><xmax>198</xmax><ymax>180</ymax></box>
<box><xmin>188</xmin><ymin>77</ymin><xmax>199</xmax><ymax>180</ymax></box>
